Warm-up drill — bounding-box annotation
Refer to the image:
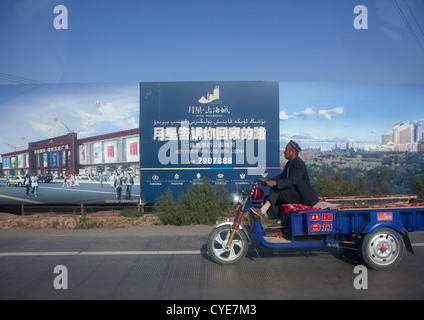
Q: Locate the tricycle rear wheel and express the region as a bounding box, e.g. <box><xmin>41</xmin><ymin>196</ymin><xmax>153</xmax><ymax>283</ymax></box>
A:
<box><xmin>361</xmin><ymin>227</ymin><xmax>405</xmax><ymax>270</ymax></box>
<box><xmin>207</xmin><ymin>225</ymin><xmax>248</xmax><ymax>264</ymax></box>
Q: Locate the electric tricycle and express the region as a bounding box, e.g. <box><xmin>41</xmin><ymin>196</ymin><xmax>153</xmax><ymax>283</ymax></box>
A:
<box><xmin>207</xmin><ymin>179</ymin><xmax>424</xmax><ymax>270</ymax></box>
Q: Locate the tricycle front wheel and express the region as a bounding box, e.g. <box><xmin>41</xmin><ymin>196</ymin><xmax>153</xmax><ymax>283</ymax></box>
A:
<box><xmin>361</xmin><ymin>227</ymin><xmax>405</xmax><ymax>270</ymax></box>
<box><xmin>207</xmin><ymin>225</ymin><xmax>249</xmax><ymax>265</ymax></box>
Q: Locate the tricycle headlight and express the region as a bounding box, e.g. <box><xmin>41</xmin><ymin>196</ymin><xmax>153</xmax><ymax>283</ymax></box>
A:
<box><xmin>231</xmin><ymin>193</ymin><xmax>240</xmax><ymax>204</ymax></box>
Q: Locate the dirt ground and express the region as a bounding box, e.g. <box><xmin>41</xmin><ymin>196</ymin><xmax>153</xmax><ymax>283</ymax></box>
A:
<box><xmin>0</xmin><ymin>212</ymin><xmax>163</xmax><ymax>230</ymax></box>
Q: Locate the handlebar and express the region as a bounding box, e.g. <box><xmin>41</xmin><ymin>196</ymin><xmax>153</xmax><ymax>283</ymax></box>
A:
<box><xmin>237</xmin><ymin>179</ymin><xmax>267</xmax><ymax>200</ymax></box>
<box><xmin>252</xmin><ymin>179</ymin><xmax>267</xmax><ymax>187</ymax></box>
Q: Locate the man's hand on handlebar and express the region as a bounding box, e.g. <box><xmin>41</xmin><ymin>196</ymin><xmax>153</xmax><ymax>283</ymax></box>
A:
<box><xmin>258</xmin><ymin>179</ymin><xmax>277</xmax><ymax>187</ymax></box>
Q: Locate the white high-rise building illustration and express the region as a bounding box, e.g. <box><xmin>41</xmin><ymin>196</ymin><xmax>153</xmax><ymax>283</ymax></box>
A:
<box><xmin>382</xmin><ymin>120</ymin><xmax>424</xmax><ymax>152</ymax></box>
<box><xmin>198</xmin><ymin>86</ymin><xmax>220</xmax><ymax>104</ymax></box>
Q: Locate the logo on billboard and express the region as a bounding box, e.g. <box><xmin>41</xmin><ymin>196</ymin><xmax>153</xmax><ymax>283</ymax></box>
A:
<box><xmin>198</xmin><ymin>86</ymin><xmax>220</xmax><ymax>104</ymax></box>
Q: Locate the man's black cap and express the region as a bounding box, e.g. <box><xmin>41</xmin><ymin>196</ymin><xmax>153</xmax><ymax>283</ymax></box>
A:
<box><xmin>288</xmin><ymin>140</ymin><xmax>302</xmax><ymax>153</ymax></box>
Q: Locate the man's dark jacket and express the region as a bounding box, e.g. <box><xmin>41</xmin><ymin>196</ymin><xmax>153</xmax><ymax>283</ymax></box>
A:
<box><xmin>270</xmin><ymin>156</ymin><xmax>319</xmax><ymax>207</ymax></box>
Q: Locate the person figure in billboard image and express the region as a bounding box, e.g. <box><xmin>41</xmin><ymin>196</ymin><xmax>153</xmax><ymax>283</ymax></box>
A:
<box><xmin>62</xmin><ymin>174</ymin><xmax>68</xmax><ymax>187</ymax></box>
<box><xmin>30</xmin><ymin>173</ymin><xmax>39</xmax><ymax>197</ymax></box>
<box><xmin>114</xmin><ymin>172</ymin><xmax>123</xmax><ymax>200</ymax></box>
<box><xmin>74</xmin><ymin>175</ymin><xmax>79</xmax><ymax>187</ymax></box>
<box><xmin>125</xmin><ymin>172</ymin><xmax>134</xmax><ymax>200</ymax></box>
<box><xmin>251</xmin><ymin>140</ymin><xmax>319</xmax><ymax>227</ymax></box>
<box><xmin>24</xmin><ymin>173</ymin><xmax>31</xmax><ymax>197</ymax></box>
<box><xmin>68</xmin><ymin>174</ymin><xmax>78</xmax><ymax>187</ymax></box>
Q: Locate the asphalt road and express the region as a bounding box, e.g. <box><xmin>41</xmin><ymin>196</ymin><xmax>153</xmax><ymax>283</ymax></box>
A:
<box><xmin>0</xmin><ymin>179</ymin><xmax>140</xmax><ymax>205</ymax></box>
<box><xmin>1</xmin><ymin>226</ymin><xmax>424</xmax><ymax>301</ymax></box>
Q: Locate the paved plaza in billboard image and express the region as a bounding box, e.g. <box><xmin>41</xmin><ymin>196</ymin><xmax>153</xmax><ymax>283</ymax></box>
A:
<box><xmin>0</xmin><ymin>178</ymin><xmax>140</xmax><ymax>206</ymax></box>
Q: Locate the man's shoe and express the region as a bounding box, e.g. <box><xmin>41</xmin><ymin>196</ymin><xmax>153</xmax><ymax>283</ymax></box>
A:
<box><xmin>268</xmin><ymin>222</ymin><xmax>282</xmax><ymax>229</ymax></box>
<box><xmin>251</xmin><ymin>207</ymin><xmax>266</xmax><ymax>219</ymax></box>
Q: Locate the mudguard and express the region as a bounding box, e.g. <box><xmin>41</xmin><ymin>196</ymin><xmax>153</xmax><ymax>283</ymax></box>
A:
<box><xmin>360</xmin><ymin>221</ymin><xmax>407</xmax><ymax>234</ymax></box>
<box><xmin>360</xmin><ymin>221</ymin><xmax>414</xmax><ymax>255</ymax></box>
<box><xmin>213</xmin><ymin>221</ymin><xmax>251</xmax><ymax>243</ymax></box>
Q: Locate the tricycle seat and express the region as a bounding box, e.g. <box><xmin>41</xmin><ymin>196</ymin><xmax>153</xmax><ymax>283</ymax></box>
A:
<box><xmin>282</xmin><ymin>201</ymin><xmax>339</xmax><ymax>213</ymax></box>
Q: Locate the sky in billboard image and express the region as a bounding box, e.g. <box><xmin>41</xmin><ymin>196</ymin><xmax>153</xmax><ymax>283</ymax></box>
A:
<box><xmin>1</xmin><ymin>81</ymin><xmax>423</xmax><ymax>157</ymax></box>
<box><xmin>279</xmin><ymin>82</ymin><xmax>424</xmax><ymax>149</ymax></box>
<box><xmin>0</xmin><ymin>83</ymin><xmax>139</xmax><ymax>156</ymax></box>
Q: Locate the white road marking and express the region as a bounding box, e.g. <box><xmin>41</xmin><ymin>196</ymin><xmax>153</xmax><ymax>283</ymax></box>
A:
<box><xmin>0</xmin><ymin>250</ymin><xmax>201</xmax><ymax>257</ymax></box>
<box><xmin>39</xmin><ymin>185</ymin><xmax>115</xmax><ymax>195</ymax></box>
<box><xmin>1</xmin><ymin>244</ymin><xmax>424</xmax><ymax>257</ymax></box>
<box><xmin>39</xmin><ymin>185</ymin><xmax>140</xmax><ymax>198</ymax></box>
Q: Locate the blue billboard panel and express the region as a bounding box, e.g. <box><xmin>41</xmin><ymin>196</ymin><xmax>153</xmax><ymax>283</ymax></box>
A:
<box><xmin>139</xmin><ymin>81</ymin><xmax>280</xmax><ymax>204</ymax></box>
<box><xmin>50</xmin><ymin>151</ymin><xmax>58</xmax><ymax>167</ymax></box>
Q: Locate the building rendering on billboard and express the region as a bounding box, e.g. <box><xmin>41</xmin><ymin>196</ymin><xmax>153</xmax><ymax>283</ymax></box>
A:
<box><xmin>1</xmin><ymin>129</ymin><xmax>139</xmax><ymax>177</ymax></box>
<box><xmin>382</xmin><ymin>120</ymin><xmax>424</xmax><ymax>152</ymax></box>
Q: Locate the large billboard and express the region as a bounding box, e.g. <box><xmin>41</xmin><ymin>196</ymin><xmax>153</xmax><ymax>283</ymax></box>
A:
<box><xmin>1</xmin><ymin>82</ymin><xmax>423</xmax><ymax>207</ymax></box>
<box><xmin>139</xmin><ymin>81</ymin><xmax>280</xmax><ymax>204</ymax></box>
